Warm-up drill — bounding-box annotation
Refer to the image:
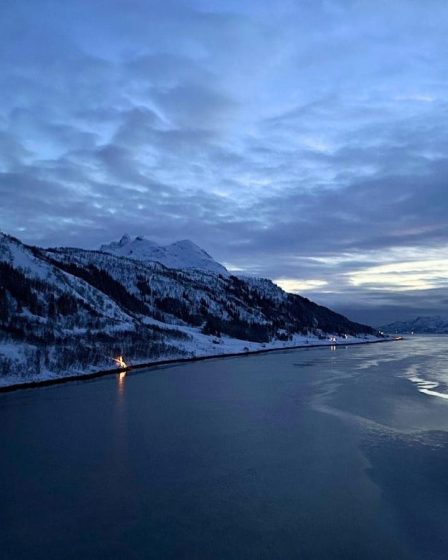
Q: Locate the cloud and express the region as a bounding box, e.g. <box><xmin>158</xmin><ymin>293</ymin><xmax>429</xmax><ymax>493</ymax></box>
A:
<box><xmin>1</xmin><ymin>0</ymin><xmax>448</xmax><ymax>323</ymax></box>
<box><xmin>274</xmin><ymin>278</ymin><xmax>329</xmax><ymax>292</ymax></box>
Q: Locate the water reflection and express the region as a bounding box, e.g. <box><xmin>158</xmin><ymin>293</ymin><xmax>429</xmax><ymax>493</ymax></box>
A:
<box><xmin>117</xmin><ymin>370</ymin><xmax>126</xmax><ymax>396</ymax></box>
<box><xmin>114</xmin><ymin>370</ymin><xmax>129</xmax><ymax>473</ymax></box>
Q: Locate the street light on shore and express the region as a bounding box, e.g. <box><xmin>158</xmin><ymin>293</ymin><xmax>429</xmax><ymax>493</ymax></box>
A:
<box><xmin>113</xmin><ymin>355</ymin><xmax>127</xmax><ymax>368</ymax></box>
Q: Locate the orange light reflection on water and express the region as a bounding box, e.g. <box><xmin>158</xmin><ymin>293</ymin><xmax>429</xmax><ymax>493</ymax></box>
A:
<box><xmin>117</xmin><ymin>370</ymin><xmax>126</xmax><ymax>394</ymax></box>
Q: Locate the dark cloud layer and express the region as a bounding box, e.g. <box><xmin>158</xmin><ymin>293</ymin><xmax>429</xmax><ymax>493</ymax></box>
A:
<box><xmin>1</xmin><ymin>0</ymin><xmax>448</xmax><ymax>324</ymax></box>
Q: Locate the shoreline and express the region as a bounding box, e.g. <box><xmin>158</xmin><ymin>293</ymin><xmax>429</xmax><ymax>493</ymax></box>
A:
<box><xmin>0</xmin><ymin>336</ymin><xmax>400</xmax><ymax>394</ymax></box>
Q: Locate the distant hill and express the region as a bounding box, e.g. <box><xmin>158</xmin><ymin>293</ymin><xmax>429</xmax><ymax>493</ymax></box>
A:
<box><xmin>380</xmin><ymin>316</ymin><xmax>448</xmax><ymax>334</ymax></box>
<box><xmin>0</xmin><ymin>232</ymin><xmax>379</xmax><ymax>386</ymax></box>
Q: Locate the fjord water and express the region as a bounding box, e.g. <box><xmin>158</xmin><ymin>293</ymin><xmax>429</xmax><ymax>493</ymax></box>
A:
<box><xmin>1</xmin><ymin>337</ymin><xmax>448</xmax><ymax>559</ymax></box>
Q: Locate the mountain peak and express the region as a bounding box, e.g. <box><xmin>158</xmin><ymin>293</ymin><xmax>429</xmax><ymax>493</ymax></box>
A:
<box><xmin>100</xmin><ymin>235</ymin><xmax>229</xmax><ymax>276</ymax></box>
<box><xmin>119</xmin><ymin>234</ymin><xmax>131</xmax><ymax>246</ymax></box>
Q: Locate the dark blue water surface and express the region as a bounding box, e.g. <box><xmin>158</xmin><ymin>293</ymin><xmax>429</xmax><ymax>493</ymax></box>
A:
<box><xmin>1</xmin><ymin>336</ymin><xmax>448</xmax><ymax>559</ymax></box>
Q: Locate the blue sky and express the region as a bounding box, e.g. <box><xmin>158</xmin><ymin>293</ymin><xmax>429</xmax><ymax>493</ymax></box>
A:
<box><xmin>1</xmin><ymin>0</ymin><xmax>448</xmax><ymax>324</ymax></box>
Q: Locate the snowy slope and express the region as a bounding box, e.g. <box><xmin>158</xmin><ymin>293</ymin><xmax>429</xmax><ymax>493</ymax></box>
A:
<box><xmin>0</xmin><ymin>233</ymin><xmax>190</xmax><ymax>381</ymax></box>
<box><xmin>0</xmin><ymin>232</ymin><xmax>381</xmax><ymax>386</ymax></box>
<box><xmin>100</xmin><ymin>235</ymin><xmax>229</xmax><ymax>276</ymax></box>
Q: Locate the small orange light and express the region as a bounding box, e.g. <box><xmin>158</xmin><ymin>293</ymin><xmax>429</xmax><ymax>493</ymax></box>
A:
<box><xmin>113</xmin><ymin>355</ymin><xmax>127</xmax><ymax>368</ymax></box>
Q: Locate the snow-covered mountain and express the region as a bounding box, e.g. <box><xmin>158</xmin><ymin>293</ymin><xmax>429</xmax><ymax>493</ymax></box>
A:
<box><xmin>100</xmin><ymin>235</ymin><xmax>229</xmax><ymax>276</ymax></box>
<box><xmin>380</xmin><ymin>316</ymin><xmax>448</xmax><ymax>334</ymax></box>
<box><xmin>0</xmin><ymin>232</ymin><xmax>380</xmax><ymax>387</ymax></box>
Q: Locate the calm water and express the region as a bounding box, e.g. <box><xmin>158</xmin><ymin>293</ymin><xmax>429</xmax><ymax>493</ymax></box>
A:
<box><xmin>1</xmin><ymin>336</ymin><xmax>448</xmax><ymax>559</ymax></box>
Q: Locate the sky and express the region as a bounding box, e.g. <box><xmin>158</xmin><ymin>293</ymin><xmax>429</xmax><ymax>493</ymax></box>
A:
<box><xmin>1</xmin><ymin>0</ymin><xmax>448</xmax><ymax>325</ymax></box>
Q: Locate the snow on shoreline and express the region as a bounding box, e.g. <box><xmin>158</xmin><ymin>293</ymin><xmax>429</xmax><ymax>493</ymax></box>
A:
<box><xmin>0</xmin><ymin>332</ymin><xmax>389</xmax><ymax>390</ymax></box>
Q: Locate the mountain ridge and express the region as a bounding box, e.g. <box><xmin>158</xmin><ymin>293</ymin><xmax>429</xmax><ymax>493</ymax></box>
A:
<box><xmin>380</xmin><ymin>315</ymin><xmax>448</xmax><ymax>334</ymax></box>
<box><xmin>0</xmin><ymin>231</ymin><xmax>381</xmax><ymax>387</ymax></box>
<box><xmin>100</xmin><ymin>235</ymin><xmax>229</xmax><ymax>276</ymax></box>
